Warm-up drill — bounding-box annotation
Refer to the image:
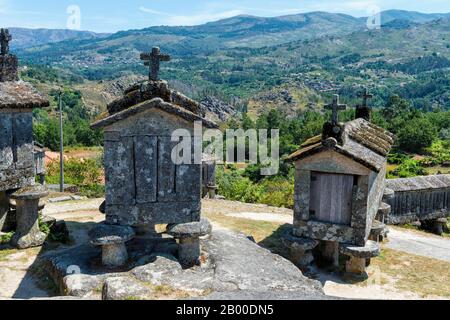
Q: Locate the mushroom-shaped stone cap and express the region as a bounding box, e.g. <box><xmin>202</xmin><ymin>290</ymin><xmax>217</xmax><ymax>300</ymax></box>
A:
<box><xmin>371</xmin><ymin>220</ymin><xmax>386</xmax><ymax>233</ymax></box>
<box><xmin>88</xmin><ymin>223</ymin><xmax>135</xmax><ymax>246</ymax></box>
<box><xmin>383</xmin><ymin>188</ymin><xmax>395</xmax><ymax>200</ymax></box>
<box><xmin>340</xmin><ymin>240</ymin><xmax>380</xmax><ymax>259</ymax></box>
<box><xmin>11</xmin><ymin>185</ymin><xmax>49</xmax><ymax>200</ymax></box>
<box><xmin>281</xmin><ymin>229</ymin><xmax>319</xmax><ymax>250</ymax></box>
<box><xmin>377</xmin><ymin>202</ymin><xmax>391</xmax><ymax>216</ymax></box>
<box><xmin>167</xmin><ymin>218</ymin><xmax>212</xmax><ymax>238</ymax></box>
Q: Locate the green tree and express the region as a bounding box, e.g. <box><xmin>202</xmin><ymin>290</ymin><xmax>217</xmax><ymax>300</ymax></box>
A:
<box><xmin>397</xmin><ymin>117</ymin><xmax>437</xmax><ymax>153</ymax></box>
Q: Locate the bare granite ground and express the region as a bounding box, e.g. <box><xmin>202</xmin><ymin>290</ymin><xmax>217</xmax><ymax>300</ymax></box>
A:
<box><xmin>0</xmin><ymin>198</ymin><xmax>449</xmax><ymax>300</ymax></box>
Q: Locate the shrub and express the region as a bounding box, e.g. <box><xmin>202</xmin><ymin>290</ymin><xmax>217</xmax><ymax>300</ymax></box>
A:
<box><xmin>216</xmin><ymin>167</ymin><xmax>263</xmax><ymax>203</ymax></box>
<box><xmin>46</xmin><ymin>157</ymin><xmax>104</xmax><ymax>198</ymax></box>
<box><xmin>217</xmin><ymin>166</ymin><xmax>294</xmax><ymax>208</ymax></box>
<box><xmin>424</xmin><ymin>140</ymin><xmax>450</xmax><ymax>165</ymax></box>
<box><xmin>388</xmin><ymin>158</ymin><xmax>427</xmax><ymax>178</ymax></box>
<box><xmin>259</xmin><ymin>178</ymin><xmax>294</xmax><ymax>209</ymax></box>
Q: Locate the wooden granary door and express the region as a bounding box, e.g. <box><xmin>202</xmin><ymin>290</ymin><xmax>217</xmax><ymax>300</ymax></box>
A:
<box><xmin>309</xmin><ymin>172</ymin><xmax>354</xmax><ymax>225</ymax></box>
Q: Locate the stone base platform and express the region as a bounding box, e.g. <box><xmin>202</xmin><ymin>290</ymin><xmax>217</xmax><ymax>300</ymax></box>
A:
<box><xmin>43</xmin><ymin>229</ymin><xmax>326</xmax><ymax>300</ymax></box>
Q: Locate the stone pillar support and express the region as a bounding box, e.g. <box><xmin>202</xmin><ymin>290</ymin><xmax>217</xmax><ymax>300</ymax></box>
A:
<box><xmin>281</xmin><ymin>229</ymin><xmax>319</xmax><ymax>268</ymax></box>
<box><xmin>89</xmin><ymin>223</ymin><xmax>135</xmax><ymax>267</ymax></box>
<box><xmin>322</xmin><ymin>241</ymin><xmax>340</xmax><ymax>267</ymax></box>
<box><xmin>370</xmin><ymin>220</ymin><xmax>388</xmax><ymax>243</ymax></box>
<box><xmin>0</xmin><ymin>191</ymin><xmax>12</xmax><ymax>232</ymax></box>
<box><xmin>422</xmin><ymin>218</ymin><xmax>448</xmax><ymax>236</ymax></box>
<box><xmin>10</xmin><ymin>185</ymin><xmax>48</xmax><ymax>249</ymax></box>
<box><xmin>340</xmin><ymin>240</ymin><xmax>380</xmax><ymax>275</ymax></box>
<box><xmin>376</xmin><ymin>202</ymin><xmax>391</xmax><ymax>224</ymax></box>
<box><xmin>167</xmin><ymin>218</ymin><xmax>212</xmax><ymax>268</ymax></box>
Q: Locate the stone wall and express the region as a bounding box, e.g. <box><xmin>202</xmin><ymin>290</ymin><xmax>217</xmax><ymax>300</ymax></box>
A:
<box><xmin>0</xmin><ymin>110</ymin><xmax>35</xmax><ymax>192</ymax></box>
<box><xmin>362</xmin><ymin>165</ymin><xmax>387</xmax><ymax>242</ymax></box>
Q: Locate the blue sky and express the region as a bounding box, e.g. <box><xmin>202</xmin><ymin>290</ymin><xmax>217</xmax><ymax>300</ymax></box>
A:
<box><xmin>1</xmin><ymin>0</ymin><xmax>450</xmax><ymax>33</ymax></box>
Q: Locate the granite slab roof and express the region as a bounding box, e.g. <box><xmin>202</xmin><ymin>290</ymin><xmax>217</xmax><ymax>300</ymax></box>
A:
<box><xmin>286</xmin><ymin>118</ymin><xmax>395</xmax><ymax>172</ymax></box>
<box><xmin>0</xmin><ymin>81</ymin><xmax>49</xmax><ymax>109</ymax></box>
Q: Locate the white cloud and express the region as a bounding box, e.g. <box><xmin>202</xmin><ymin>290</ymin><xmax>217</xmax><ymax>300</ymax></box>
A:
<box><xmin>139</xmin><ymin>7</ymin><xmax>170</xmax><ymax>16</ymax></box>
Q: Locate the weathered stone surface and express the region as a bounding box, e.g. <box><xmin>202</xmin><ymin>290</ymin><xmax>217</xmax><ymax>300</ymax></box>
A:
<box><xmin>340</xmin><ymin>240</ymin><xmax>380</xmax><ymax>259</ymax></box>
<box><xmin>10</xmin><ymin>198</ymin><xmax>45</xmax><ymax>211</ymax></box>
<box><xmin>95</xmin><ymin>97</ymin><xmax>217</xmax><ymax>130</ymax></box>
<box><xmin>0</xmin><ymin>81</ymin><xmax>49</xmax><ymax>109</ymax></box>
<box><xmin>131</xmin><ymin>254</ymin><xmax>215</xmax><ymax>294</ymax></box>
<box><xmin>89</xmin><ymin>224</ymin><xmax>135</xmax><ymax>245</ymax></box>
<box><xmin>167</xmin><ymin>219</ymin><xmax>212</xmax><ymax>268</ymax></box>
<box><xmin>99</xmin><ymin>200</ymin><xmax>106</xmax><ymax>214</ymax></box>
<box><xmin>421</xmin><ymin>218</ymin><xmax>448</xmax><ymax>236</ymax></box>
<box><xmin>203</xmin><ymin>230</ymin><xmax>324</xmax><ymax>295</ymax></box>
<box><xmin>293</xmin><ymin>220</ymin><xmax>354</xmax><ymax>243</ymax></box>
<box><xmin>287</xmin><ymin>118</ymin><xmax>394</xmax><ymax>173</ymax></box>
<box><xmin>0</xmin><ymin>191</ymin><xmax>14</xmax><ymax>232</ymax></box>
<box><xmin>345</xmin><ymin>256</ymin><xmax>367</xmax><ymax>275</ymax></box>
<box><xmin>102</xmin><ymin>276</ymin><xmax>152</xmax><ymax>300</ymax></box>
<box><xmin>140</xmin><ymin>47</ymin><xmax>170</xmax><ymax>82</ymax></box>
<box><xmin>89</xmin><ymin>224</ymin><xmax>135</xmax><ymax>267</ymax></box>
<box><xmin>63</xmin><ymin>274</ymin><xmax>102</xmax><ymax>297</ymax></box>
<box><xmin>101</xmin><ymin>243</ymin><xmax>129</xmax><ymax>267</ymax></box>
<box><xmin>11</xmin><ymin>184</ymin><xmax>48</xmax><ymax>200</ymax></box>
<box><xmin>0</xmin><ymin>55</ymin><xmax>18</xmax><ymax>82</ymax></box>
<box><xmin>377</xmin><ymin>202</ymin><xmax>391</xmax><ymax>219</ymax></box>
<box><xmin>167</xmin><ymin>218</ymin><xmax>212</xmax><ymax>238</ymax></box>
<box><xmin>10</xmin><ymin>228</ymin><xmax>46</xmax><ymax>249</ymax></box>
<box><xmin>44</xmin><ymin>229</ymin><xmax>326</xmax><ymax>300</ymax></box>
<box><xmin>281</xmin><ymin>229</ymin><xmax>319</xmax><ymax>251</ymax></box>
<box><xmin>10</xmin><ymin>185</ymin><xmax>48</xmax><ymax>249</ymax></box>
<box><xmin>383</xmin><ymin>188</ymin><xmax>395</xmax><ymax>201</ymax></box>
<box><xmin>370</xmin><ymin>220</ymin><xmax>388</xmax><ymax>242</ymax></box>
<box><xmin>178</xmin><ymin>237</ymin><xmax>201</xmax><ymax>268</ymax></box>
<box><xmin>200</xmin><ymin>96</ymin><xmax>236</xmax><ymax>121</ymax></box>
<box><xmin>131</xmin><ymin>255</ymin><xmax>183</xmax><ymax>283</ymax></box>
<box><xmin>386</xmin><ymin>175</ymin><xmax>449</xmax><ymax>225</ymax></box>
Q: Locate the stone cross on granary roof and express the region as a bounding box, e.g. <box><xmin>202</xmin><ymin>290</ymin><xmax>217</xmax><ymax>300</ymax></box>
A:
<box><xmin>140</xmin><ymin>47</ymin><xmax>171</xmax><ymax>81</ymax></box>
<box><xmin>361</xmin><ymin>87</ymin><xmax>373</xmax><ymax>107</ymax></box>
<box><xmin>325</xmin><ymin>94</ymin><xmax>347</xmax><ymax>125</ymax></box>
<box><xmin>0</xmin><ymin>28</ymin><xmax>12</xmax><ymax>55</ymax></box>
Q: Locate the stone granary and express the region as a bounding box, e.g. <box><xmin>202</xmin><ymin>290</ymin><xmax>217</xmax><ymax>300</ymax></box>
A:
<box><xmin>385</xmin><ymin>175</ymin><xmax>450</xmax><ymax>235</ymax></box>
<box><xmin>284</xmin><ymin>94</ymin><xmax>394</xmax><ymax>275</ymax></box>
<box><xmin>0</xmin><ymin>28</ymin><xmax>50</xmax><ymax>248</ymax></box>
<box><xmin>90</xmin><ymin>47</ymin><xmax>217</xmax><ymax>268</ymax></box>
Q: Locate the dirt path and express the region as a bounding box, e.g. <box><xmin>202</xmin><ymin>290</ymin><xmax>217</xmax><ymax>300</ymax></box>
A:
<box><xmin>0</xmin><ymin>199</ymin><xmax>105</xmax><ymax>300</ymax></box>
<box><xmin>0</xmin><ymin>249</ymin><xmax>50</xmax><ymax>299</ymax></box>
<box><xmin>43</xmin><ymin>198</ymin><xmax>104</xmax><ymax>216</ymax></box>
<box><xmin>385</xmin><ymin>227</ymin><xmax>450</xmax><ymax>262</ymax></box>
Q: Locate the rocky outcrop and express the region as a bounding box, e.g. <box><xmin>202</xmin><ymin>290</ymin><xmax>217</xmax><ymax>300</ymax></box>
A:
<box><xmin>44</xmin><ymin>229</ymin><xmax>326</xmax><ymax>300</ymax></box>
<box><xmin>200</xmin><ymin>96</ymin><xmax>236</xmax><ymax>122</ymax></box>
